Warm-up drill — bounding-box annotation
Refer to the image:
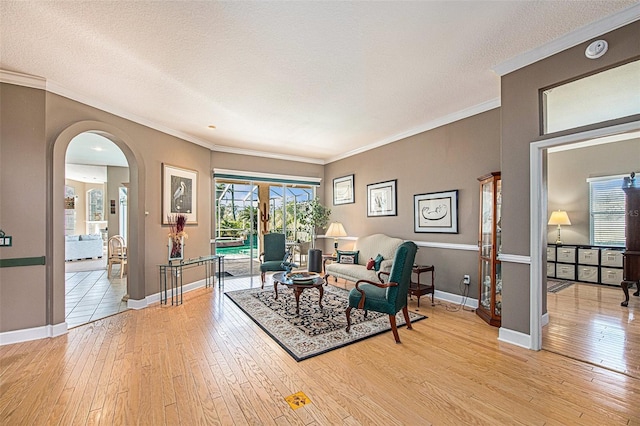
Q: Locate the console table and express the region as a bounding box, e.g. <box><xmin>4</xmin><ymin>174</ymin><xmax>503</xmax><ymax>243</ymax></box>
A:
<box><xmin>159</xmin><ymin>254</ymin><xmax>225</xmax><ymax>305</ymax></box>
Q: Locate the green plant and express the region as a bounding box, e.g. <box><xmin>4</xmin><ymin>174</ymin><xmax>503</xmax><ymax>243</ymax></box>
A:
<box><xmin>299</xmin><ymin>198</ymin><xmax>331</xmax><ymax>248</ymax></box>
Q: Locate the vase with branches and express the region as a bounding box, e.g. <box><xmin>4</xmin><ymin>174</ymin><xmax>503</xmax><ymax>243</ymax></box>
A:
<box><xmin>167</xmin><ymin>214</ymin><xmax>188</xmax><ymax>260</ymax></box>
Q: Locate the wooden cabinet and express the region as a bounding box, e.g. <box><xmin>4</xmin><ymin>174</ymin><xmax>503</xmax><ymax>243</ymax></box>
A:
<box><xmin>477</xmin><ymin>172</ymin><xmax>501</xmax><ymax>327</ymax></box>
<box><xmin>621</xmin><ymin>176</ymin><xmax>640</xmax><ymax>307</ymax></box>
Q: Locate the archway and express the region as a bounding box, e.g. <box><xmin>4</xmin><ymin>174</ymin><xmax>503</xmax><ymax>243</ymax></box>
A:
<box><xmin>64</xmin><ymin>132</ymin><xmax>129</xmax><ymax>326</ymax></box>
<box><xmin>50</xmin><ymin>121</ymin><xmax>146</xmax><ymax>330</ymax></box>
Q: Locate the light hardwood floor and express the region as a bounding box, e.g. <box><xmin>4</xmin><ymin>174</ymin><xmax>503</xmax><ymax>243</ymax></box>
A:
<box><xmin>1</xmin><ymin>276</ymin><xmax>639</xmax><ymax>425</ymax></box>
<box><xmin>544</xmin><ymin>281</ymin><xmax>640</xmax><ymax>379</ymax></box>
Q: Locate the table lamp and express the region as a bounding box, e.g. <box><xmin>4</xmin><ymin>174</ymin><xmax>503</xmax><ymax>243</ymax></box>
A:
<box><xmin>325</xmin><ymin>222</ymin><xmax>347</xmax><ymax>256</ymax></box>
<box><xmin>548</xmin><ymin>210</ymin><xmax>571</xmax><ymax>244</ymax></box>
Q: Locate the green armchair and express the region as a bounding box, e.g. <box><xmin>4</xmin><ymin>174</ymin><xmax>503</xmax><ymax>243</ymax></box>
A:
<box><xmin>259</xmin><ymin>233</ymin><xmax>297</xmax><ymax>288</ymax></box>
<box><xmin>345</xmin><ymin>241</ymin><xmax>417</xmax><ymax>343</ymax></box>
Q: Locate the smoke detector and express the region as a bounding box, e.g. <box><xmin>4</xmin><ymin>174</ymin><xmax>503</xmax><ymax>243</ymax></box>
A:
<box><xmin>585</xmin><ymin>40</ymin><xmax>608</xmax><ymax>59</ymax></box>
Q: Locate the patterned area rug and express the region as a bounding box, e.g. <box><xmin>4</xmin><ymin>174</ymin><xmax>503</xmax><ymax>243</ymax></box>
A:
<box><xmin>548</xmin><ymin>279</ymin><xmax>575</xmax><ymax>293</ymax></box>
<box><xmin>225</xmin><ymin>285</ymin><xmax>427</xmax><ymax>361</ymax></box>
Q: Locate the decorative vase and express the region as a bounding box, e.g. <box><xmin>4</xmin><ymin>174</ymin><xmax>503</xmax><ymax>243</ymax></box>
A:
<box><xmin>168</xmin><ymin>236</ymin><xmax>184</xmax><ymax>261</ymax></box>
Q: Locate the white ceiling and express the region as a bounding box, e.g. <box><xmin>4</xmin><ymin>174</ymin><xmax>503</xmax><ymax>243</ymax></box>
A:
<box><xmin>1</xmin><ymin>1</ymin><xmax>638</xmax><ymax>164</ymax></box>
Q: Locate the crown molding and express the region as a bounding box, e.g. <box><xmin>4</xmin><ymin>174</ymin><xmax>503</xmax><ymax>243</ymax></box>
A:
<box><xmin>493</xmin><ymin>4</ymin><xmax>640</xmax><ymax>77</ymax></box>
<box><xmin>212</xmin><ymin>144</ymin><xmax>325</xmax><ymax>165</ymax></box>
<box><xmin>326</xmin><ymin>98</ymin><xmax>500</xmax><ymax>164</ymax></box>
<box><xmin>0</xmin><ymin>69</ymin><xmax>46</xmax><ymax>89</ymax></box>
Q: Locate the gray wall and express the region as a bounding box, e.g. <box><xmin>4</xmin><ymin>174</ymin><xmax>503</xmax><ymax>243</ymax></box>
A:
<box><xmin>324</xmin><ymin>108</ymin><xmax>501</xmax><ymax>298</ymax></box>
<box><xmin>548</xmin><ymin>138</ymin><xmax>640</xmax><ymax>245</ymax></box>
<box><xmin>501</xmin><ymin>21</ymin><xmax>640</xmax><ymax>334</ymax></box>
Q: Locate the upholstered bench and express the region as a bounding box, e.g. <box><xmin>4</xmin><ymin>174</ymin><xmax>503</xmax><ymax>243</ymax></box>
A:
<box><xmin>324</xmin><ymin>233</ymin><xmax>404</xmax><ymax>284</ymax></box>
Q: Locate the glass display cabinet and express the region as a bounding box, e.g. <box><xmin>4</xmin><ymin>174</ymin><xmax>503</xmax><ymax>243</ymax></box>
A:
<box><xmin>477</xmin><ymin>172</ymin><xmax>502</xmax><ymax>327</ymax></box>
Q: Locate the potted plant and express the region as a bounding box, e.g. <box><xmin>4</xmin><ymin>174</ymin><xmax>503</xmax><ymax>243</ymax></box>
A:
<box><xmin>299</xmin><ymin>198</ymin><xmax>331</xmax><ymax>249</ymax></box>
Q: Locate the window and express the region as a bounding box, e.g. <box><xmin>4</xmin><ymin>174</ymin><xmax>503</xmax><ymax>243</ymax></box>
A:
<box><xmin>542</xmin><ymin>60</ymin><xmax>640</xmax><ymax>134</ymax></box>
<box><xmin>589</xmin><ymin>176</ymin><xmax>626</xmax><ymax>247</ymax></box>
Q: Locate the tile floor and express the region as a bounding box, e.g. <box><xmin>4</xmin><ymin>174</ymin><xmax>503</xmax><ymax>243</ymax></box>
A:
<box><xmin>65</xmin><ymin>266</ymin><xmax>128</xmax><ymax>328</ymax></box>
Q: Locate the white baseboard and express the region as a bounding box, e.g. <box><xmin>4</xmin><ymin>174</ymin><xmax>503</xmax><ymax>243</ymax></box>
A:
<box><xmin>498</xmin><ymin>327</ymin><xmax>532</xmax><ymax>349</ymax></box>
<box><xmin>434</xmin><ymin>289</ymin><xmax>478</xmax><ymax>309</ymax></box>
<box><xmin>0</xmin><ymin>322</ymin><xmax>68</xmax><ymax>346</ymax></box>
<box><xmin>541</xmin><ymin>312</ymin><xmax>549</xmax><ymax>327</ymax></box>
<box><xmin>2</xmin><ymin>278</ymin><xmax>214</xmax><ymax>345</ymax></box>
<box><xmin>128</xmin><ymin>277</ymin><xmax>210</xmax><ymax>309</ymax></box>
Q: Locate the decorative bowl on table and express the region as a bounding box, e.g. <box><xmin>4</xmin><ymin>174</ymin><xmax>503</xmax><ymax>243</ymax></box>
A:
<box><xmin>286</xmin><ymin>271</ymin><xmax>318</xmax><ymax>284</ymax></box>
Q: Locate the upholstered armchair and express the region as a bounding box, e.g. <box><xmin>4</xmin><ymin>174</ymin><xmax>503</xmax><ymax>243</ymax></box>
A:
<box><xmin>259</xmin><ymin>233</ymin><xmax>297</xmax><ymax>288</ymax></box>
<box><xmin>345</xmin><ymin>241</ymin><xmax>417</xmax><ymax>343</ymax></box>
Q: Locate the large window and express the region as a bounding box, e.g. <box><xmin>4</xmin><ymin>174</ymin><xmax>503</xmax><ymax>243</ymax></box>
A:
<box><xmin>589</xmin><ymin>176</ymin><xmax>626</xmax><ymax>247</ymax></box>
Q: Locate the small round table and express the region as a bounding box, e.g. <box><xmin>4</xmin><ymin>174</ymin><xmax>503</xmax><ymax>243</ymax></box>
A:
<box><xmin>272</xmin><ymin>272</ymin><xmax>325</xmax><ymax>315</ymax></box>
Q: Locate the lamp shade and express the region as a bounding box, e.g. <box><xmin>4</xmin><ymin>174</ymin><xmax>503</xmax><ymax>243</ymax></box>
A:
<box><xmin>548</xmin><ymin>210</ymin><xmax>571</xmax><ymax>226</ymax></box>
<box><xmin>325</xmin><ymin>222</ymin><xmax>347</xmax><ymax>238</ymax></box>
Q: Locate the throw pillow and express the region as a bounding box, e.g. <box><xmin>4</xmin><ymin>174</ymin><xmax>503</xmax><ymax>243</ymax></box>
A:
<box><xmin>374</xmin><ymin>254</ymin><xmax>384</xmax><ymax>271</ymax></box>
<box><xmin>366</xmin><ymin>258</ymin><xmax>375</xmax><ymax>270</ymax></box>
<box><xmin>337</xmin><ymin>250</ymin><xmax>359</xmax><ymax>264</ymax></box>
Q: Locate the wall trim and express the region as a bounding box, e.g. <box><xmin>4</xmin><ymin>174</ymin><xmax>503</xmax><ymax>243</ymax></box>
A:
<box><xmin>493</xmin><ymin>4</ymin><xmax>640</xmax><ymax>76</ymax></box>
<box><xmin>0</xmin><ymin>322</ymin><xmax>67</xmax><ymax>346</ymax></box>
<box><xmin>541</xmin><ymin>312</ymin><xmax>549</xmax><ymax>327</ymax></box>
<box><xmin>498</xmin><ymin>327</ymin><xmax>532</xmax><ymax>349</ymax></box>
<box><xmin>0</xmin><ymin>69</ymin><xmax>46</xmax><ymax>89</ymax></box>
<box><xmin>415</xmin><ymin>241</ymin><xmax>479</xmax><ymax>252</ymax></box>
<box><xmin>498</xmin><ymin>253</ymin><xmax>531</xmax><ymax>264</ymax></box>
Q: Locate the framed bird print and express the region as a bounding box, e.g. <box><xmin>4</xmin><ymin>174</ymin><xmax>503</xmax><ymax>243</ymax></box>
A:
<box><xmin>162</xmin><ymin>163</ymin><xmax>198</xmax><ymax>225</ymax></box>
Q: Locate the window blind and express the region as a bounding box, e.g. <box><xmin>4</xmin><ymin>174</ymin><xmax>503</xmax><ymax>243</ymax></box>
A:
<box><xmin>589</xmin><ymin>177</ymin><xmax>626</xmax><ymax>247</ymax></box>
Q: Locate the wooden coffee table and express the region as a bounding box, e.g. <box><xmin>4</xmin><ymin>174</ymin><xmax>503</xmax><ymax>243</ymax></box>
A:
<box><xmin>272</xmin><ymin>272</ymin><xmax>325</xmax><ymax>315</ymax></box>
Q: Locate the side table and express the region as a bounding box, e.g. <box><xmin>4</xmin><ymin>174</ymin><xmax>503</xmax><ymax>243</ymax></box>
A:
<box><xmin>409</xmin><ymin>265</ymin><xmax>435</xmax><ymax>308</ymax></box>
<box><xmin>322</xmin><ymin>254</ymin><xmax>337</xmax><ymax>275</ymax></box>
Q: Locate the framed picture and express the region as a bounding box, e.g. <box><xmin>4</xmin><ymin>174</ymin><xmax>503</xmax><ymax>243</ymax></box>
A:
<box><xmin>162</xmin><ymin>163</ymin><xmax>198</xmax><ymax>224</ymax></box>
<box><xmin>367</xmin><ymin>179</ymin><xmax>397</xmax><ymax>217</ymax></box>
<box><xmin>414</xmin><ymin>190</ymin><xmax>458</xmax><ymax>233</ymax></box>
<box><xmin>333</xmin><ymin>174</ymin><xmax>355</xmax><ymax>205</ymax></box>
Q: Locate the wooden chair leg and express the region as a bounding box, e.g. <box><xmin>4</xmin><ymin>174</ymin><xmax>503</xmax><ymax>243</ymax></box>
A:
<box><xmin>389</xmin><ymin>314</ymin><xmax>400</xmax><ymax>343</ymax></box>
<box><xmin>108</xmin><ymin>262</ymin><xmax>112</xmax><ymax>277</ymax></box>
<box><xmin>261</xmin><ymin>272</ymin><xmax>265</xmax><ymax>289</ymax></box>
<box><xmin>120</xmin><ymin>262</ymin><xmax>125</xmax><ymax>279</ymax></box>
<box><xmin>345</xmin><ymin>306</ymin><xmax>352</xmax><ymax>332</ymax></box>
<box><xmin>402</xmin><ymin>306</ymin><xmax>412</xmax><ymax>330</ymax></box>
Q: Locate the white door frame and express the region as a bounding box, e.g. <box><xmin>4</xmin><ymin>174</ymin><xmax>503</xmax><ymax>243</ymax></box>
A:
<box><xmin>529</xmin><ymin>121</ymin><xmax>640</xmax><ymax>350</ymax></box>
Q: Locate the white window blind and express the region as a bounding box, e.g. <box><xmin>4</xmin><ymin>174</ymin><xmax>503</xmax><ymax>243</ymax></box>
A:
<box><xmin>589</xmin><ymin>177</ymin><xmax>626</xmax><ymax>247</ymax></box>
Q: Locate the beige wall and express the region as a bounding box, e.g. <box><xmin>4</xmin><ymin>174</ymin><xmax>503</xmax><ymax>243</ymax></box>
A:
<box><xmin>324</xmin><ymin>109</ymin><xmax>501</xmax><ymax>297</ymax></box>
<box><xmin>548</xmin><ymin>138</ymin><xmax>640</xmax><ymax>245</ymax></box>
<box><xmin>0</xmin><ymin>84</ymin><xmax>47</xmax><ymax>332</ymax></box>
<box><xmin>106</xmin><ymin>166</ymin><xmax>129</xmax><ymax>240</ymax></box>
<box><xmin>501</xmin><ymin>21</ymin><xmax>640</xmax><ymax>333</ymax></box>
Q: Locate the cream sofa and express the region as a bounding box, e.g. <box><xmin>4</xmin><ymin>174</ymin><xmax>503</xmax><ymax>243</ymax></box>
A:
<box><xmin>324</xmin><ymin>233</ymin><xmax>404</xmax><ymax>283</ymax></box>
<box><xmin>65</xmin><ymin>234</ymin><xmax>104</xmax><ymax>261</ymax></box>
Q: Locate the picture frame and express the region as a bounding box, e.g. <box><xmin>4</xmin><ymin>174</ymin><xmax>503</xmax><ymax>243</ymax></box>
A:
<box><xmin>367</xmin><ymin>179</ymin><xmax>397</xmax><ymax>217</ymax></box>
<box><xmin>162</xmin><ymin>163</ymin><xmax>198</xmax><ymax>224</ymax></box>
<box><xmin>414</xmin><ymin>190</ymin><xmax>458</xmax><ymax>233</ymax></box>
<box><xmin>333</xmin><ymin>174</ymin><xmax>355</xmax><ymax>205</ymax></box>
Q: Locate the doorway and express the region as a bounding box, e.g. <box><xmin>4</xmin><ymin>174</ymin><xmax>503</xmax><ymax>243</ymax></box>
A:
<box><xmin>530</xmin><ymin>122</ymin><xmax>640</xmax><ymax>377</ymax></box>
<box><xmin>64</xmin><ymin>132</ymin><xmax>130</xmax><ymax>327</ymax></box>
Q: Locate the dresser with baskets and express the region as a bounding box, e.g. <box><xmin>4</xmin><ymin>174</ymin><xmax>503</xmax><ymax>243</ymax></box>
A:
<box><xmin>547</xmin><ymin>244</ymin><xmax>624</xmax><ymax>286</ymax></box>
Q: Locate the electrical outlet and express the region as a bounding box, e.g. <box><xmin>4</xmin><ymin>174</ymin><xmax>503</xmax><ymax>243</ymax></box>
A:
<box><xmin>463</xmin><ymin>274</ymin><xmax>470</xmax><ymax>285</ymax></box>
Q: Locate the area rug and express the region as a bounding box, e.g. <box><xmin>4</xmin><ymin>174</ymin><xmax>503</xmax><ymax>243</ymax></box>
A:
<box><xmin>548</xmin><ymin>279</ymin><xmax>575</xmax><ymax>293</ymax></box>
<box><xmin>225</xmin><ymin>285</ymin><xmax>427</xmax><ymax>361</ymax></box>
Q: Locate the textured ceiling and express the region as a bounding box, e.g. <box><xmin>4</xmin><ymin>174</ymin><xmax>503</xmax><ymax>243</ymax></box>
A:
<box><xmin>1</xmin><ymin>1</ymin><xmax>637</xmax><ymax>163</ymax></box>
